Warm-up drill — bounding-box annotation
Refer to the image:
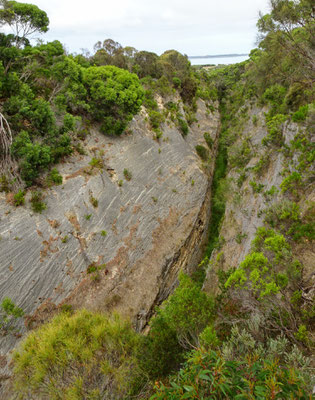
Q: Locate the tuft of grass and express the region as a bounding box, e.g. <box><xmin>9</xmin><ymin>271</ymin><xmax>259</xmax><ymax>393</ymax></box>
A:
<box><xmin>89</xmin><ymin>157</ymin><xmax>103</xmax><ymax>169</ymax></box>
<box><xmin>123</xmin><ymin>168</ymin><xmax>132</xmax><ymax>181</ymax></box>
<box><xmin>90</xmin><ymin>195</ymin><xmax>98</xmax><ymax>208</ymax></box>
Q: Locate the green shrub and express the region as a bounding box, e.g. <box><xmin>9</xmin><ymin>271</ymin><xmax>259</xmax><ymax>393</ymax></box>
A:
<box><xmin>123</xmin><ymin>168</ymin><xmax>132</xmax><ymax>181</ymax></box>
<box><xmin>249</xmin><ymin>180</ymin><xmax>264</xmax><ymax>193</ymax></box>
<box><xmin>226</xmin><ymin>228</ymin><xmax>292</xmax><ymax>299</ymax></box>
<box><xmin>89</xmin><ymin>157</ymin><xmax>103</xmax><ymax>169</ymax></box>
<box><xmin>12</xmin><ymin>310</ymin><xmax>145</xmax><ymax>399</ymax></box>
<box><xmin>252</xmin><ymin>153</ymin><xmax>270</xmax><ymax>176</ymax></box>
<box><xmin>262</xmin><ymin>84</ymin><xmax>286</xmax><ymax>114</ymax></box>
<box><xmin>162</xmin><ymin>272</ymin><xmax>215</xmax><ymax>345</ymax></box>
<box><xmin>137</xmin><ymin>312</ymin><xmax>183</xmax><ymax>380</ymax></box>
<box><xmin>172</xmin><ymin>77</ymin><xmax>181</xmax><ymax>88</ymax></box>
<box><xmin>46</xmin><ymin>168</ymin><xmax>62</xmax><ymax>186</ymax></box>
<box><xmin>0</xmin><ymin>297</ymin><xmax>24</xmax><ymax>335</ymax></box>
<box><xmin>204</xmin><ymin>132</ymin><xmax>214</xmax><ymax>149</ymax></box>
<box><xmin>280</xmin><ymin>171</ymin><xmax>302</xmax><ymax>194</ymax></box>
<box><xmin>11</xmin><ymin>131</ymin><xmax>52</xmax><ymax>185</ymax></box>
<box><xmin>176</xmin><ymin>114</ymin><xmax>189</xmax><ymax>135</ymax></box>
<box><xmin>143</xmin><ymin>89</ymin><xmax>158</xmax><ymax>110</ymax></box>
<box><xmin>138</xmin><ymin>273</ymin><xmax>214</xmax><ymax>380</ymax></box>
<box><xmin>148</xmin><ymin>110</ymin><xmax>164</xmax><ymax>129</ymax></box>
<box><xmin>195</xmin><ymin>144</ymin><xmax>209</xmax><ymax>161</ymax></box>
<box><xmin>151</xmin><ymin>344</ymin><xmax>310</xmax><ymax>399</ymax></box>
<box><xmin>292</xmin><ymin>104</ymin><xmax>308</xmax><ymax>122</ymax></box>
<box><xmin>61</xmin><ymin>235</ymin><xmax>68</xmax><ymax>243</ymax></box>
<box><xmin>229</xmin><ymin>138</ymin><xmax>252</xmax><ymax>168</ymax></box>
<box><xmin>262</xmin><ymin>114</ymin><xmax>287</xmax><ymax>146</ymax></box>
<box><xmin>30</xmin><ymin>191</ymin><xmax>47</xmax><ymax>213</ymax></box>
<box><xmin>82</xmin><ymin>66</ymin><xmax>144</xmax><ymax>135</ymax></box>
<box><xmin>13</xmin><ymin>190</ymin><xmax>25</xmax><ymax>206</ymax></box>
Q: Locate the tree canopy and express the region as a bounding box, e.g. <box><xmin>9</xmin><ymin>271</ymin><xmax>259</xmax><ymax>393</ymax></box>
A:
<box><xmin>0</xmin><ymin>0</ymin><xmax>49</xmax><ymax>44</ymax></box>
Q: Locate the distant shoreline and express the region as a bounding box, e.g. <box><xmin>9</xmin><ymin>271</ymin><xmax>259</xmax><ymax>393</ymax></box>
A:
<box><xmin>189</xmin><ymin>53</ymin><xmax>248</xmax><ymax>59</ymax></box>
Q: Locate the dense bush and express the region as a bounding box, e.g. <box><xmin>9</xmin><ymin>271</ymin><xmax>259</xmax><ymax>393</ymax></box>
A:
<box><xmin>151</xmin><ymin>331</ymin><xmax>312</xmax><ymax>399</ymax></box>
<box><xmin>82</xmin><ymin>65</ymin><xmax>144</xmax><ymax>135</ymax></box>
<box><xmin>138</xmin><ymin>273</ymin><xmax>215</xmax><ymax>380</ymax></box>
<box><xmin>30</xmin><ymin>191</ymin><xmax>47</xmax><ymax>213</ymax></box>
<box><xmin>195</xmin><ymin>144</ymin><xmax>209</xmax><ymax>161</ymax></box>
<box><xmin>12</xmin><ymin>310</ymin><xmax>145</xmax><ymax>399</ymax></box>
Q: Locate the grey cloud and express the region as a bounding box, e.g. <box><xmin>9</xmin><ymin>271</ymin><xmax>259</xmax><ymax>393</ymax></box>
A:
<box><xmin>15</xmin><ymin>0</ymin><xmax>270</xmax><ymax>55</ymax></box>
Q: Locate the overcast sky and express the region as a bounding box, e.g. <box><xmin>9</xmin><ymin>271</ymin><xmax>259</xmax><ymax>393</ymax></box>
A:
<box><xmin>9</xmin><ymin>0</ymin><xmax>271</xmax><ymax>55</ymax></box>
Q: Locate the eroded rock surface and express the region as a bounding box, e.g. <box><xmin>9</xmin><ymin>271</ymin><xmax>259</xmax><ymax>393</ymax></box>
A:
<box><xmin>204</xmin><ymin>106</ymin><xmax>314</xmax><ymax>296</ymax></box>
<box><xmin>0</xmin><ymin>98</ymin><xmax>219</xmax><ymax>391</ymax></box>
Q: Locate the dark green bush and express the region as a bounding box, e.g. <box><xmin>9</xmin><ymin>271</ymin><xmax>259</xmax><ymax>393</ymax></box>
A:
<box><xmin>195</xmin><ymin>144</ymin><xmax>209</xmax><ymax>161</ymax></box>
<box><xmin>177</xmin><ymin>115</ymin><xmax>189</xmax><ymax>135</ymax></box>
<box><xmin>204</xmin><ymin>132</ymin><xmax>214</xmax><ymax>149</ymax></box>
<box><xmin>30</xmin><ymin>191</ymin><xmax>47</xmax><ymax>213</ymax></box>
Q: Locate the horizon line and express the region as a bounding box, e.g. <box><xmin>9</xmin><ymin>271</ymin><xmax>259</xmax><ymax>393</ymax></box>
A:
<box><xmin>189</xmin><ymin>53</ymin><xmax>248</xmax><ymax>59</ymax></box>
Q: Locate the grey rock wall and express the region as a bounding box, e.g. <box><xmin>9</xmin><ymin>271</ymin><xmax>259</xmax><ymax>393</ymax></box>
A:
<box><xmin>0</xmin><ymin>98</ymin><xmax>220</xmax><ymax>394</ymax></box>
<box><xmin>204</xmin><ymin>105</ymin><xmax>314</xmax><ymax>296</ymax></box>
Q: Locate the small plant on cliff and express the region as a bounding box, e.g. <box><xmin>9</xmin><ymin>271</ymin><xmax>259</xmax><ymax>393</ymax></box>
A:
<box><xmin>46</xmin><ymin>168</ymin><xmax>62</xmax><ymax>186</ymax></box>
<box><xmin>262</xmin><ymin>114</ymin><xmax>287</xmax><ymax>147</ymax></box>
<box><xmin>123</xmin><ymin>168</ymin><xmax>132</xmax><ymax>181</ymax></box>
<box><xmin>0</xmin><ymin>297</ymin><xmax>24</xmax><ymax>335</ymax></box>
<box><xmin>204</xmin><ymin>132</ymin><xmax>214</xmax><ymax>149</ymax></box>
<box><xmin>30</xmin><ymin>191</ymin><xmax>47</xmax><ymax>213</ymax></box>
<box><xmin>0</xmin><ymin>174</ymin><xmax>10</xmax><ymax>193</ymax></box>
<box><xmin>195</xmin><ymin>145</ymin><xmax>209</xmax><ymax>161</ymax></box>
<box><xmin>13</xmin><ymin>190</ymin><xmax>25</xmax><ymax>207</ymax></box>
<box><xmin>177</xmin><ymin>113</ymin><xmax>189</xmax><ymax>136</ymax></box>
<box><xmin>89</xmin><ymin>195</ymin><xmax>98</xmax><ymax>208</ymax></box>
<box><xmin>89</xmin><ymin>157</ymin><xmax>103</xmax><ymax>169</ymax></box>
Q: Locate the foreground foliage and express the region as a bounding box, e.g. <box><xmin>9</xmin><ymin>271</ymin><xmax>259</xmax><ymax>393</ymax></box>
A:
<box><xmin>13</xmin><ymin>310</ymin><xmax>145</xmax><ymax>400</ymax></box>
<box><xmin>151</xmin><ymin>346</ymin><xmax>310</xmax><ymax>400</ymax></box>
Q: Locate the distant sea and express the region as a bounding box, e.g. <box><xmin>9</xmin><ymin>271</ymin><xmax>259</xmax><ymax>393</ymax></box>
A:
<box><xmin>189</xmin><ymin>54</ymin><xmax>249</xmax><ymax>66</ymax></box>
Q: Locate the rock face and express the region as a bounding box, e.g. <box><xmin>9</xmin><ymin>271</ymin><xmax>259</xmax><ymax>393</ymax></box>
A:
<box><xmin>204</xmin><ymin>105</ymin><xmax>314</xmax><ymax>296</ymax></box>
<box><xmin>0</xmin><ymin>97</ymin><xmax>220</xmax><ymax>393</ymax></box>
